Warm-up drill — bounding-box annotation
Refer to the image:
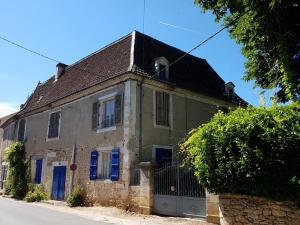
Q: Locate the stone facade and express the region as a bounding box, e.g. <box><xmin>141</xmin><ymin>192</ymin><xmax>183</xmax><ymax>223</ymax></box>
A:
<box><xmin>0</xmin><ymin>76</ymin><xmax>234</xmax><ymax>216</ymax></box>
<box><xmin>207</xmin><ymin>194</ymin><xmax>300</xmax><ymax>225</ymax></box>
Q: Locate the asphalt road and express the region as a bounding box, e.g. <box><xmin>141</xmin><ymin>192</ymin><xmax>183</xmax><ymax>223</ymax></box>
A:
<box><xmin>0</xmin><ymin>197</ymin><xmax>112</xmax><ymax>225</ymax></box>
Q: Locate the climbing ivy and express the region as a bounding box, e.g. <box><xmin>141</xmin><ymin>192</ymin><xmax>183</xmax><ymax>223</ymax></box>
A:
<box><xmin>5</xmin><ymin>142</ymin><xmax>29</xmax><ymax>199</ymax></box>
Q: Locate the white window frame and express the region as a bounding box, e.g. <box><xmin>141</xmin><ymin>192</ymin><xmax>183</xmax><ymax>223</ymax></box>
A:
<box><xmin>97</xmin><ymin>92</ymin><xmax>118</xmax><ymax>133</ymax></box>
<box><xmin>17</xmin><ymin>118</ymin><xmax>27</xmax><ymax>141</ymax></box>
<box><xmin>152</xmin><ymin>145</ymin><xmax>174</xmax><ymax>165</ymax></box>
<box><xmin>153</xmin><ymin>89</ymin><xmax>173</xmax><ymax>130</ymax></box>
<box><xmin>154</xmin><ymin>57</ymin><xmax>169</xmax><ymax>81</ymax></box>
<box><xmin>96</xmin><ymin>147</ymin><xmax>112</xmax><ymax>181</ymax></box>
<box><xmin>46</xmin><ymin>109</ymin><xmax>61</xmax><ymax>142</ymax></box>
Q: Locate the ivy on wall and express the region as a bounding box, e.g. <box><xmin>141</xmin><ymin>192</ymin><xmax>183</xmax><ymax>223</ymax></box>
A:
<box><xmin>5</xmin><ymin>142</ymin><xmax>29</xmax><ymax>199</ymax></box>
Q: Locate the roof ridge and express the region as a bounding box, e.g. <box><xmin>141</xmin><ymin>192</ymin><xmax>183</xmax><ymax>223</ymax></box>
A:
<box><xmin>134</xmin><ymin>30</ymin><xmax>206</xmax><ymax>62</ymax></box>
<box><xmin>128</xmin><ymin>31</ymin><xmax>136</xmax><ymax>71</ymax></box>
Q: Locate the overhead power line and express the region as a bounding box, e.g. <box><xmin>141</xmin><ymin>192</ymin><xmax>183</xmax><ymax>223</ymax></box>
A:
<box><xmin>0</xmin><ymin>9</ymin><xmax>249</xmax><ymax>79</ymax></box>
<box><xmin>165</xmin><ymin>9</ymin><xmax>250</xmax><ymax>71</ymax></box>
<box><xmin>0</xmin><ymin>35</ymin><xmax>107</xmax><ymax>78</ymax></box>
<box><xmin>0</xmin><ymin>35</ymin><xmax>60</xmax><ymax>63</ymax></box>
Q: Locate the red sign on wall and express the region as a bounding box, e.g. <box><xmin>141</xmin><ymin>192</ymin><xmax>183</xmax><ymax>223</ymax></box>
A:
<box><xmin>70</xmin><ymin>163</ymin><xmax>77</xmax><ymax>171</ymax></box>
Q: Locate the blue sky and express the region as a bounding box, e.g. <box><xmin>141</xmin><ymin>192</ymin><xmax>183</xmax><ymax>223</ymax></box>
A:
<box><xmin>0</xmin><ymin>0</ymin><xmax>266</xmax><ymax>117</ymax></box>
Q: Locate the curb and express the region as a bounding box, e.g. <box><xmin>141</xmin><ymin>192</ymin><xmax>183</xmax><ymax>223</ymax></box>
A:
<box><xmin>41</xmin><ymin>200</ymin><xmax>67</xmax><ymax>206</ymax></box>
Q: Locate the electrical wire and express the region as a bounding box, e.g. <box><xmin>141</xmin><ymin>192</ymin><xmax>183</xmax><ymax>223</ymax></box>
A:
<box><xmin>0</xmin><ymin>9</ymin><xmax>250</xmax><ymax>80</ymax></box>
<box><xmin>142</xmin><ymin>0</ymin><xmax>146</xmax><ymax>34</ymax></box>
<box><xmin>157</xmin><ymin>9</ymin><xmax>251</xmax><ymax>75</ymax></box>
<box><xmin>0</xmin><ymin>35</ymin><xmax>60</xmax><ymax>63</ymax></box>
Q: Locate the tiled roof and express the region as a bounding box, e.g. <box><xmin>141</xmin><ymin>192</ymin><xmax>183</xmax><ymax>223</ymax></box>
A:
<box><xmin>19</xmin><ymin>33</ymin><xmax>132</xmax><ymax>115</ymax></box>
<box><xmin>18</xmin><ymin>31</ymin><xmax>246</xmax><ymax>116</ymax></box>
<box><xmin>0</xmin><ymin>113</ymin><xmax>16</xmax><ymax>127</ymax></box>
<box><xmin>133</xmin><ymin>31</ymin><xmax>227</xmax><ymax>99</ymax></box>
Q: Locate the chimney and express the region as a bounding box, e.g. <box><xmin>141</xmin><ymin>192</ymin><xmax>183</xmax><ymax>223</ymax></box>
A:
<box><xmin>55</xmin><ymin>63</ymin><xmax>68</xmax><ymax>81</ymax></box>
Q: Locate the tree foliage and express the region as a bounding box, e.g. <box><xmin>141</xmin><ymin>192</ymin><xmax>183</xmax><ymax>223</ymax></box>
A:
<box><xmin>195</xmin><ymin>0</ymin><xmax>300</xmax><ymax>102</ymax></box>
<box><xmin>181</xmin><ymin>103</ymin><xmax>300</xmax><ymax>204</ymax></box>
<box><xmin>4</xmin><ymin>142</ymin><xmax>29</xmax><ymax>199</ymax></box>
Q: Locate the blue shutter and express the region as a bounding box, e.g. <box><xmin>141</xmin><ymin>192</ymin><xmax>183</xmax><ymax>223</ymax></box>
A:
<box><xmin>90</xmin><ymin>150</ymin><xmax>98</xmax><ymax>180</ymax></box>
<box><xmin>111</xmin><ymin>148</ymin><xmax>120</xmax><ymax>181</ymax></box>
<box><xmin>34</xmin><ymin>159</ymin><xmax>43</xmax><ymax>184</ymax></box>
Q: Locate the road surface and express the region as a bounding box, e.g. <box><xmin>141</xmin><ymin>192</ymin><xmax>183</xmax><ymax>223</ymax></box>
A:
<box><xmin>0</xmin><ymin>197</ymin><xmax>112</xmax><ymax>225</ymax></box>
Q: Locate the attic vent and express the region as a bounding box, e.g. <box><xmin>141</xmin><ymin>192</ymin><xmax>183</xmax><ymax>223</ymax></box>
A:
<box><xmin>55</xmin><ymin>63</ymin><xmax>68</xmax><ymax>81</ymax></box>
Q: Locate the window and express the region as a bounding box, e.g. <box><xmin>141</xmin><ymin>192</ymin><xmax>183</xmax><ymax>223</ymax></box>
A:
<box><xmin>92</xmin><ymin>93</ymin><xmax>123</xmax><ymax>131</ymax></box>
<box><xmin>98</xmin><ymin>151</ymin><xmax>112</xmax><ymax>179</ymax></box>
<box><xmin>101</xmin><ymin>99</ymin><xmax>115</xmax><ymax>128</ymax></box>
<box><xmin>158</xmin><ymin>64</ymin><xmax>167</xmax><ymax>81</ymax></box>
<box><xmin>155</xmin><ymin>57</ymin><xmax>169</xmax><ymax>81</ymax></box>
<box><xmin>1</xmin><ymin>164</ymin><xmax>8</xmax><ymax>181</ymax></box>
<box><xmin>90</xmin><ymin>148</ymin><xmax>120</xmax><ymax>181</ymax></box>
<box><xmin>155</xmin><ymin>91</ymin><xmax>170</xmax><ymax>127</ymax></box>
<box><xmin>48</xmin><ymin>111</ymin><xmax>61</xmax><ymax>139</ymax></box>
<box><xmin>17</xmin><ymin>119</ymin><xmax>26</xmax><ymax>141</ymax></box>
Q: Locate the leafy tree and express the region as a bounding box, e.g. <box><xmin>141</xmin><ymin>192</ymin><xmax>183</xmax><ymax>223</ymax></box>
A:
<box><xmin>181</xmin><ymin>103</ymin><xmax>300</xmax><ymax>204</ymax></box>
<box><xmin>195</xmin><ymin>0</ymin><xmax>300</xmax><ymax>102</ymax></box>
<box><xmin>5</xmin><ymin>142</ymin><xmax>29</xmax><ymax>199</ymax></box>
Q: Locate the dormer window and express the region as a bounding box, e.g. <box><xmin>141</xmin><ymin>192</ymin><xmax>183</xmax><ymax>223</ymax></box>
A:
<box><xmin>225</xmin><ymin>82</ymin><xmax>235</xmax><ymax>99</ymax></box>
<box><xmin>155</xmin><ymin>57</ymin><xmax>169</xmax><ymax>81</ymax></box>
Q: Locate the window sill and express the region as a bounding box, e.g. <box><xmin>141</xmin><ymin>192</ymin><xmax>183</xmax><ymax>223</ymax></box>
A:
<box><xmin>97</xmin><ymin>126</ymin><xmax>116</xmax><ymax>133</ymax></box>
<box><xmin>46</xmin><ymin>137</ymin><xmax>59</xmax><ymax>142</ymax></box>
<box><xmin>154</xmin><ymin>124</ymin><xmax>172</xmax><ymax>130</ymax></box>
<box><xmin>90</xmin><ymin>179</ymin><xmax>113</xmax><ymax>183</ymax></box>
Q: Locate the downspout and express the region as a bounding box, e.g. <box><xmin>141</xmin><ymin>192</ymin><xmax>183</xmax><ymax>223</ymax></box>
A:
<box><xmin>138</xmin><ymin>78</ymin><xmax>144</xmax><ymax>162</ymax></box>
<box><xmin>69</xmin><ymin>143</ymin><xmax>76</xmax><ymax>194</ymax></box>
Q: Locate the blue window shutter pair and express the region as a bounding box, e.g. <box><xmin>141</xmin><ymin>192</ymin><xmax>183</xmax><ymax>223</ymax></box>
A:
<box><xmin>90</xmin><ymin>150</ymin><xmax>98</xmax><ymax>180</ymax></box>
<box><xmin>89</xmin><ymin>148</ymin><xmax>120</xmax><ymax>181</ymax></box>
<box><xmin>111</xmin><ymin>148</ymin><xmax>120</xmax><ymax>181</ymax></box>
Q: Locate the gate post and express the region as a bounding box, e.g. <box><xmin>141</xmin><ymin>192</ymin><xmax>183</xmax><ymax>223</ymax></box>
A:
<box><xmin>138</xmin><ymin>162</ymin><xmax>153</xmax><ymax>214</ymax></box>
<box><xmin>206</xmin><ymin>191</ymin><xmax>220</xmax><ymax>224</ymax></box>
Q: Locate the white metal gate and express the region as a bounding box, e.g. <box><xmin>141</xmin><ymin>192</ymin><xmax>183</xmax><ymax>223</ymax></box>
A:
<box><xmin>153</xmin><ymin>164</ymin><xmax>206</xmax><ymax>218</ymax></box>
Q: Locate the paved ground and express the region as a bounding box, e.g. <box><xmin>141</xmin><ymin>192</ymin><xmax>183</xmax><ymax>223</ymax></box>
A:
<box><xmin>0</xmin><ymin>197</ymin><xmax>112</xmax><ymax>225</ymax></box>
<box><xmin>0</xmin><ymin>197</ymin><xmax>209</xmax><ymax>225</ymax></box>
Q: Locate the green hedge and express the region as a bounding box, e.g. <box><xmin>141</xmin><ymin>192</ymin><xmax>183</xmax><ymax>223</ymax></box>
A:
<box><xmin>181</xmin><ymin>103</ymin><xmax>300</xmax><ymax>204</ymax></box>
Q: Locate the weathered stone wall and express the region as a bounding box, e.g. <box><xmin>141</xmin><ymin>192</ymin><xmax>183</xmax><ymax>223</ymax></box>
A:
<box><xmin>217</xmin><ymin>194</ymin><xmax>300</xmax><ymax>225</ymax></box>
<box><xmin>24</xmin><ymin>82</ymin><xmax>126</xmax><ymax>200</ymax></box>
<box><xmin>128</xmin><ymin>162</ymin><xmax>153</xmax><ymax>214</ymax></box>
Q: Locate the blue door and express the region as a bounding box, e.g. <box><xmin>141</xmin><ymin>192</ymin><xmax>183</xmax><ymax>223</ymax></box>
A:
<box><xmin>51</xmin><ymin>166</ymin><xmax>66</xmax><ymax>200</ymax></box>
<box><xmin>156</xmin><ymin>148</ymin><xmax>172</xmax><ymax>167</ymax></box>
<box><xmin>34</xmin><ymin>159</ymin><xmax>43</xmax><ymax>184</ymax></box>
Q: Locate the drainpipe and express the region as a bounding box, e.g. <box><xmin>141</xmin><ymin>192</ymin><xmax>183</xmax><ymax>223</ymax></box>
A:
<box><xmin>138</xmin><ymin>78</ymin><xmax>144</xmax><ymax>163</ymax></box>
<box><xmin>69</xmin><ymin>143</ymin><xmax>76</xmax><ymax>194</ymax></box>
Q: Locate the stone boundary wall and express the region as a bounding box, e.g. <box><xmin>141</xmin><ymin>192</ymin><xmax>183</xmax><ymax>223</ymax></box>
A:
<box><xmin>217</xmin><ymin>194</ymin><xmax>300</xmax><ymax>225</ymax></box>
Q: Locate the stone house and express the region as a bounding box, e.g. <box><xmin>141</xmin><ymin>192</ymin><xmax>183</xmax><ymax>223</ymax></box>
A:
<box><xmin>0</xmin><ymin>113</ymin><xmax>16</xmax><ymax>189</ymax></box>
<box><xmin>0</xmin><ymin>31</ymin><xmax>245</xmax><ymax>219</ymax></box>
